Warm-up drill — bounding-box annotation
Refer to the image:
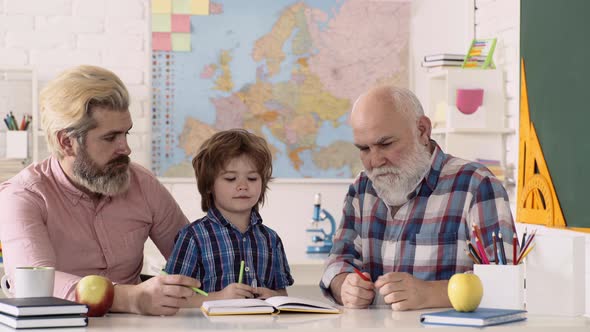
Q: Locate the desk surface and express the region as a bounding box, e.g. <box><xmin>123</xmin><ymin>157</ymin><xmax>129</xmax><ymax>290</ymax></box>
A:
<box><xmin>83</xmin><ymin>286</ymin><xmax>590</xmax><ymax>331</ymax></box>
<box><xmin>86</xmin><ymin>307</ymin><xmax>590</xmax><ymax>332</ymax></box>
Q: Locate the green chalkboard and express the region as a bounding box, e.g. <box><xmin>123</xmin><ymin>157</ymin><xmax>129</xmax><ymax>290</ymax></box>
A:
<box><xmin>521</xmin><ymin>0</ymin><xmax>590</xmax><ymax>228</ymax></box>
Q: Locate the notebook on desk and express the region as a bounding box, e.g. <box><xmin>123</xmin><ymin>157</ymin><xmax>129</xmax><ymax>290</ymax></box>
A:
<box><xmin>0</xmin><ymin>297</ymin><xmax>88</xmax><ymax>317</ymax></box>
<box><xmin>420</xmin><ymin>308</ymin><xmax>527</xmax><ymax>327</ymax></box>
<box><xmin>0</xmin><ymin>312</ymin><xmax>88</xmax><ymax>329</ymax></box>
<box><xmin>201</xmin><ymin>296</ymin><xmax>340</xmax><ymax>316</ymax></box>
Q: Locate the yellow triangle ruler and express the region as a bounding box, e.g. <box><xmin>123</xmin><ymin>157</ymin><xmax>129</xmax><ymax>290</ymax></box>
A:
<box><xmin>517</xmin><ymin>59</ymin><xmax>567</xmax><ymax>229</ymax></box>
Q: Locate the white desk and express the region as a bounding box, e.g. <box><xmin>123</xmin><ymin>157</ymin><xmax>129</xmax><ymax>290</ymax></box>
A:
<box><xmin>83</xmin><ymin>286</ymin><xmax>590</xmax><ymax>331</ymax></box>
<box><xmin>85</xmin><ymin>307</ymin><xmax>590</xmax><ymax>332</ymax></box>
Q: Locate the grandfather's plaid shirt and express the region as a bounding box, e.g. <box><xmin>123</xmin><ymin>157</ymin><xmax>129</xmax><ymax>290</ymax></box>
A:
<box><xmin>320</xmin><ymin>142</ymin><xmax>516</xmax><ymax>296</ymax></box>
<box><xmin>165</xmin><ymin>207</ymin><xmax>293</xmax><ymax>292</ymax></box>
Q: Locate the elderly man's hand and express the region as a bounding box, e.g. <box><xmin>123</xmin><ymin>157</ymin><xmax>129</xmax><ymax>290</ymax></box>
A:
<box><xmin>374</xmin><ymin>272</ymin><xmax>432</xmax><ymax>311</ymax></box>
<box><xmin>339</xmin><ymin>272</ymin><xmax>375</xmax><ymax>309</ymax></box>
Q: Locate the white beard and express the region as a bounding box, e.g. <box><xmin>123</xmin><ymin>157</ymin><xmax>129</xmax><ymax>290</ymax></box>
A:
<box><xmin>367</xmin><ymin>141</ymin><xmax>432</xmax><ymax>206</ymax></box>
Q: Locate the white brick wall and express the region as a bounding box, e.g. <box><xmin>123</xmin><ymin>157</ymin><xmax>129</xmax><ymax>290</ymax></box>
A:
<box><xmin>5</xmin><ymin>0</ymin><xmax>71</xmax><ymax>16</ymax></box>
<box><xmin>0</xmin><ymin>0</ymin><xmax>151</xmax><ymax>167</ymax></box>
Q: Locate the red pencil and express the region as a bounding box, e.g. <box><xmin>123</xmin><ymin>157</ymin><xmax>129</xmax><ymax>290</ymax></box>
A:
<box><xmin>474</xmin><ymin>237</ymin><xmax>490</xmax><ymax>264</ymax></box>
<box><xmin>512</xmin><ymin>233</ymin><xmax>518</xmax><ymax>265</ymax></box>
<box><xmin>352</xmin><ymin>266</ymin><xmax>370</xmax><ymax>281</ymax></box>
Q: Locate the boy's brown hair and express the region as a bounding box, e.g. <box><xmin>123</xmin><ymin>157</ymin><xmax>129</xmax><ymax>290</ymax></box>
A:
<box><xmin>192</xmin><ymin>129</ymin><xmax>273</xmax><ymax>212</ymax></box>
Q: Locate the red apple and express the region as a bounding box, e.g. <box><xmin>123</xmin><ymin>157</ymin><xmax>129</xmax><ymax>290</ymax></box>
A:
<box><xmin>75</xmin><ymin>275</ymin><xmax>115</xmax><ymax>317</ymax></box>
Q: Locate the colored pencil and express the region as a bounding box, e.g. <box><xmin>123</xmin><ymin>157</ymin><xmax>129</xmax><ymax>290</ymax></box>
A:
<box><xmin>518</xmin><ymin>227</ymin><xmax>527</xmax><ymax>255</ymax></box>
<box><xmin>238</xmin><ymin>260</ymin><xmax>245</xmax><ymax>284</ymax></box>
<box><xmin>464</xmin><ymin>249</ymin><xmax>479</xmax><ymax>264</ymax></box>
<box><xmin>497</xmin><ymin>232</ymin><xmax>507</xmax><ymax>265</ymax></box>
<box><xmin>517</xmin><ymin>244</ymin><xmax>536</xmax><ymax>264</ymax></box>
<box><xmin>492</xmin><ymin>232</ymin><xmax>498</xmax><ymax>264</ymax></box>
<box><xmin>352</xmin><ymin>266</ymin><xmax>370</xmax><ymax>281</ymax></box>
<box><xmin>474</xmin><ymin>237</ymin><xmax>490</xmax><ymax>264</ymax></box>
<box><xmin>512</xmin><ymin>233</ymin><xmax>518</xmax><ymax>265</ymax></box>
<box><xmin>160</xmin><ymin>270</ymin><xmax>208</xmax><ymax>296</ymax></box>
<box><xmin>466</xmin><ymin>240</ymin><xmax>482</xmax><ymax>264</ymax></box>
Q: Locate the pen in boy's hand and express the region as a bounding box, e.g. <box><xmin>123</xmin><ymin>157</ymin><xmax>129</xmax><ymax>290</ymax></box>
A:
<box><xmin>160</xmin><ymin>270</ymin><xmax>208</xmax><ymax>296</ymax></box>
<box><xmin>238</xmin><ymin>260</ymin><xmax>245</xmax><ymax>284</ymax></box>
<box><xmin>251</xmin><ymin>279</ymin><xmax>258</xmax><ymax>298</ymax></box>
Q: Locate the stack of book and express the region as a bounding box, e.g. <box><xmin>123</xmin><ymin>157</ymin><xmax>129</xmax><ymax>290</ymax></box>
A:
<box><xmin>0</xmin><ymin>297</ymin><xmax>88</xmax><ymax>329</ymax></box>
<box><xmin>421</xmin><ymin>54</ymin><xmax>465</xmax><ymax>70</ymax></box>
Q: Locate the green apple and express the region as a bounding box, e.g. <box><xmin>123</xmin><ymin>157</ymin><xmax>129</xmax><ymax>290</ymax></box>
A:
<box><xmin>75</xmin><ymin>275</ymin><xmax>115</xmax><ymax>317</ymax></box>
<box><xmin>447</xmin><ymin>272</ymin><xmax>483</xmax><ymax>312</ymax></box>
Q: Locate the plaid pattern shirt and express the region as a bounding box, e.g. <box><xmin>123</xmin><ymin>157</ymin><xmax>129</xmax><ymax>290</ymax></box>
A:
<box><xmin>165</xmin><ymin>207</ymin><xmax>293</xmax><ymax>292</ymax></box>
<box><xmin>320</xmin><ymin>142</ymin><xmax>516</xmax><ymax>296</ymax></box>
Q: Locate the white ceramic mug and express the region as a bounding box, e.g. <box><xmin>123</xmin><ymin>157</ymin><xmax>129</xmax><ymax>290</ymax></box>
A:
<box><xmin>1</xmin><ymin>267</ymin><xmax>55</xmax><ymax>298</ymax></box>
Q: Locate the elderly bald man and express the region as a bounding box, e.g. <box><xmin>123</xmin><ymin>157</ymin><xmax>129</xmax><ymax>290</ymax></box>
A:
<box><xmin>320</xmin><ymin>86</ymin><xmax>516</xmax><ymax>311</ymax></box>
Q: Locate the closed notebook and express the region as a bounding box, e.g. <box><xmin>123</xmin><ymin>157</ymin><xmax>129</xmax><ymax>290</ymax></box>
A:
<box><xmin>420</xmin><ymin>308</ymin><xmax>527</xmax><ymax>327</ymax></box>
<box><xmin>0</xmin><ymin>312</ymin><xmax>88</xmax><ymax>329</ymax></box>
<box><xmin>201</xmin><ymin>296</ymin><xmax>340</xmax><ymax>316</ymax></box>
<box><xmin>0</xmin><ymin>297</ymin><xmax>88</xmax><ymax>317</ymax></box>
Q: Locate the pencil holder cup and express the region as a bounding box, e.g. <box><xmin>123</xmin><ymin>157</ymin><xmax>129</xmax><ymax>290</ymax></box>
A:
<box><xmin>473</xmin><ymin>264</ymin><xmax>525</xmax><ymax>310</ymax></box>
<box><xmin>5</xmin><ymin>131</ymin><xmax>28</xmax><ymax>159</ymax></box>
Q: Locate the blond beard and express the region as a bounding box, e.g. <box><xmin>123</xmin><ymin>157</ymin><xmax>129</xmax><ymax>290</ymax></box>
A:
<box><xmin>72</xmin><ymin>146</ymin><xmax>131</xmax><ymax>196</ymax></box>
<box><xmin>367</xmin><ymin>141</ymin><xmax>432</xmax><ymax>206</ymax></box>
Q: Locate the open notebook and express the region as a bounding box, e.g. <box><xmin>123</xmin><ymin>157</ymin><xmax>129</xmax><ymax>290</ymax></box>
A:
<box><xmin>201</xmin><ymin>296</ymin><xmax>340</xmax><ymax>316</ymax></box>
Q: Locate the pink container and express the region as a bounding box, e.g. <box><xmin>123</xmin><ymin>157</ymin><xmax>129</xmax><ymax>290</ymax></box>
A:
<box><xmin>456</xmin><ymin>88</ymin><xmax>484</xmax><ymax>114</ymax></box>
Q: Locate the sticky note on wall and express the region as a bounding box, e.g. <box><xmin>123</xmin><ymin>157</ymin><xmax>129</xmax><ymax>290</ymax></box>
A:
<box><xmin>171</xmin><ymin>14</ymin><xmax>191</xmax><ymax>33</ymax></box>
<box><xmin>191</xmin><ymin>0</ymin><xmax>209</xmax><ymax>15</ymax></box>
<box><xmin>152</xmin><ymin>0</ymin><xmax>172</xmax><ymax>14</ymax></box>
<box><xmin>152</xmin><ymin>14</ymin><xmax>172</xmax><ymax>32</ymax></box>
<box><xmin>152</xmin><ymin>32</ymin><xmax>172</xmax><ymax>51</ymax></box>
<box><xmin>172</xmin><ymin>0</ymin><xmax>191</xmax><ymax>14</ymax></box>
<box><xmin>172</xmin><ymin>33</ymin><xmax>191</xmax><ymax>51</ymax></box>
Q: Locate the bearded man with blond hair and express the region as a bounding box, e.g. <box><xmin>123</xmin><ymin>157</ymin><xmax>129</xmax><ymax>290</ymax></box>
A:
<box><xmin>0</xmin><ymin>65</ymin><xmax>200</xmax><ymax>316</ymax></box>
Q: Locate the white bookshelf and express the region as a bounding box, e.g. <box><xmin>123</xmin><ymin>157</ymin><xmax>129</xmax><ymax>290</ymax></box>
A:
<box><xmin>0</xmin><ymin>67</ymin><xmax>46</xmax><ymax>181</ymax></box>
<box><xmin>425</xmin><ymin>68</ymin><xmax>513</xmax><ymax>182</ymax></box>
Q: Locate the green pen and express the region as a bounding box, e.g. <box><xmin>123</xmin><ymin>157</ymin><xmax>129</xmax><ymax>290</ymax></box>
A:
<box><xmin>160</xmin><ymin>270</ymin><xmax>208</xmax><ymax>296</ymax></box>
<box><xmin>238</xmin><ymin>260</ymin><xmax>245</xmax><ymax>284</ymax></box>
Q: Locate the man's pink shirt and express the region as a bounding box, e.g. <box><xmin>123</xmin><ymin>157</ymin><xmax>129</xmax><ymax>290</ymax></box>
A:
<box><xmin>0</xmin><ymin>157</ymin><xmax>188</xmax><ymax>300</ymax></box>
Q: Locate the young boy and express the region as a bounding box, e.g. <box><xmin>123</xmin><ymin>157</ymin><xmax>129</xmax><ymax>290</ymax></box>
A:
<box><xmin>164</xmin><ymin>129</ymin><xmax>293</xmax><ymax>306</ymax></box>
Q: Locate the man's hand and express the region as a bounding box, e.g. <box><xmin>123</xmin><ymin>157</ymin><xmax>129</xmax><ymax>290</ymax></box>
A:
<box><xmin>331</xmin><ymin>272</ymin><xmax>375</xmax><ymax>309</ymax></box>
<box><xmin>216</xmin><ymin>283</ymin><xmax>255</xmax><ymax>300</ymax></box>
<box><xmin>374</xmin><ymin>272</ymin><xmax>450</xmax><ymax>311</ymax></box>
<box><xmin>112</xmin><ymin>274</ymin><xmax>201</xmax><ymax>316</ymax></box>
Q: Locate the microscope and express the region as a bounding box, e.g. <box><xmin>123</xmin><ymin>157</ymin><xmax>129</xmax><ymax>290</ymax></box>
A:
<box><xmin>306</xmin><ymin>193</ymin><xmax>336</xmax><ymax>254</ymax></box>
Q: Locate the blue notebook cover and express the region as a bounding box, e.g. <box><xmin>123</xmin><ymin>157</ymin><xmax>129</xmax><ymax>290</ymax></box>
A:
<box><xmin>420</xmin><ymin>308</ymin><xmax>527</xmax><ymax>327</ymax></box>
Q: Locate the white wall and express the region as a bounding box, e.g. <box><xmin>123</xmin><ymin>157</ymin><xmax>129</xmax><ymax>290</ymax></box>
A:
<box><xmin>0</xmin><ymin>0</ymin><xmax>152</xmax><ymax>167</ymax></box>
<box><xmin>410</xmin><ymin>0</ymin><xmax>474</xmax><ymax>106</ymax></box>
<box><xmin>475</xmin><ymin>0</ymin><xmax>590</xmax><ymax>315</ymax></box>
<box><xmin>1</xmin><ymin>0</ymin><xmax>588</xmax><ymax>315</ymax></box>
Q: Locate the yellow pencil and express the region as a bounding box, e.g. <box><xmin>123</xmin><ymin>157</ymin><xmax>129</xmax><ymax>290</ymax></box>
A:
<box><xmin>160</xmin><ymin>270</ymin><xmax>208</xmax><ymax>296</ymax></box>
<box><xmin>238</xmin><ymin>260</ymin><xmax>245</xmax><ymax>284</ymax></box>
<box><xmin>517</xmin><ymin>244</ymin><xmax>536</xmax><ymax>264</ymax></box>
